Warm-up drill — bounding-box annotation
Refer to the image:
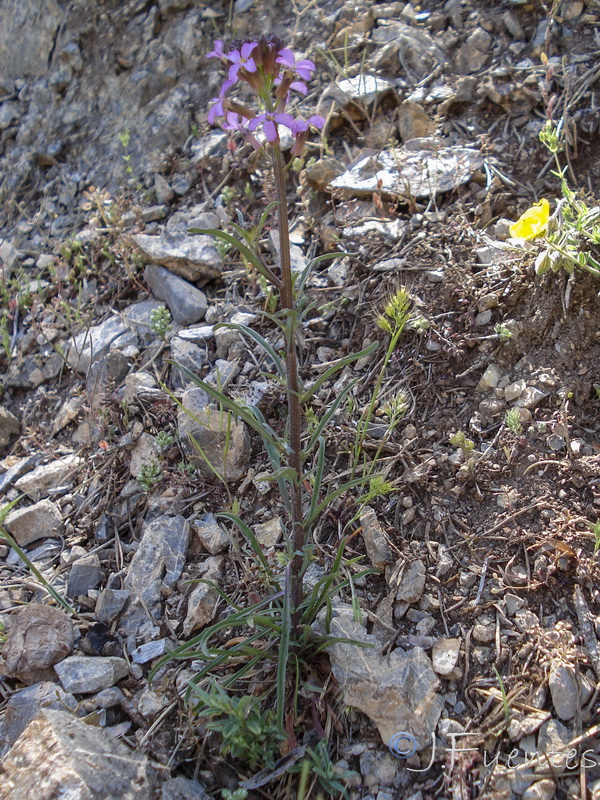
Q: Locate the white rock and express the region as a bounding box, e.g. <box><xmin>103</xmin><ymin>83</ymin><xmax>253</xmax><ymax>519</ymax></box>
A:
<box><xmin>431</xmin><ymin>638</ymin><xmax>461</xmax><ymax>676</ymax></box>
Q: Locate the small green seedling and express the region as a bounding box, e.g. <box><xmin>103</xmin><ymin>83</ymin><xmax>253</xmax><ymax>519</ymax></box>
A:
<box><xmin>138</xmin><ymin>462</ymin><xmax>163</xmax><ymax>492</ymax></box>
<box><xmin>150</xmin><ymin>306</ymin><xmax>172</xmax><ymax>339</ymax></box>
<box><xmin>505</xmin><ymin>407</ymin><xmax>522</xmax><ymax>435</ymax></box>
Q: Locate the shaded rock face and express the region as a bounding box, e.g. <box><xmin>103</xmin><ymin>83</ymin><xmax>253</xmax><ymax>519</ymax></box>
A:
<box><xmin>0</xmin><ymin>0</ymin><xmax>211</xmax><ymax>230</ymax></box>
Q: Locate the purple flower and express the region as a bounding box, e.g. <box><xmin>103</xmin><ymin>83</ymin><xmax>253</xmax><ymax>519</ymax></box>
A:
<box><xmin>222</xmin><ymin>111</ymin><xmax>261</xmax><ymax>150</ymax></box>
<box><xmin>207</xmin><ymin>78</ymin><xmax>234</xmax><ymax>123</ymax></box>
<box><xmin>290</xmin><ymin>115</ymin><xmax>325</xmax><ymax>156</ymax></box>
<box><xmin>227</xmin><ymin>42</ymin><xmax>258</xmax><ymax>82</ymax></box>
<box><xmin>275</xmin><ymin>48</ymin><xmax>316</xmax><ymax>81</ymax></box>
<box><xmin>207</xmin><ymin>40</ymin><xmax>226</xmax><ymax>59</ymax></box>
<box><xmin>248</xmin><ymin>112</ymin><xmax>296</xmax><ymax>143</ymax></box>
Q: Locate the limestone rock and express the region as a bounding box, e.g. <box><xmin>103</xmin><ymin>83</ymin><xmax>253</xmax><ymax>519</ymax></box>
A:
<box><xmin>431</xmin><ymin>638</ymin><xmax>461</xmax><ymax>676</ymax></box>
<box><xmin>0</xmin><ymin>406</ymin><xmax>20</xmax><ymax>452</ymax></box>
<box><xmin>330</xmin><ymin>140</ymin><xmax>482</xmax><ymax>200</ymax></box>
<box><xmin>183</xmin><ymin>556</ymin><xmax>223</xmax><ymax>636</ymax></box>
<box><xmin>67</xmin><ymin>553</ymin><xmax>103</xmax><ymax>599</ymax></box>
<box><xmin>0</xmin><ymin>709</ymin><xmax>162</xmax><ymax>799</ymax></box>
<box><xmin>14</xmin><ymin>455</ymin><xmax>83</xmax><ymax>502</ymax></box>
<box><xmin>124</xmin><ymin>515</ymin><xmax>189</xmax><ymax>617</ymax></box>
<box><xmin>144</xmin><ymin>264</ymin><xmax>208</xmax><ymax>325</ymax></box>
<box><xmin>359</xmin><ymin>506</ymin><xmax>393</xmax><ymax>569</ymax></box>
<box><xmin>0</xmin><ymin>682</ymin><xmax>77</xmax><ymax>758</ymax></box>
<box><xmin>1</xmin><ymin>604</ymin><xmax>74</xmax><ymax>680</ymax></box>
<box><xmin>193</xmin><ymin>514</ymin><xmax>231</xmax><ymax>554</ymax></box>
<box><xmin>326</xmin><ymin>613</ymin><xmax>443</xmax><ymax>749</ymax></box>
<box><xmin>178</xmin><ymin>390</ymin><xmax>251</xmax><ymax>482</ymax></box>
<box><xmin>4</xmin><ymin>499</ymin><xmax>63</xmax><ymax>546</ymax></box>
<box><xmin>131</xmin><ymin>232</ymin><xmax>222</xmax><ymax>285</ymax></box>
<box><xmin>54</xmin><ymin>655</ymin><xmax>129</xmax><ymax>694</ymax></box>
<box><xmin>66</xmin><ymin>315</ymin><xmax>133</xmax><ymax>375</ymax></box>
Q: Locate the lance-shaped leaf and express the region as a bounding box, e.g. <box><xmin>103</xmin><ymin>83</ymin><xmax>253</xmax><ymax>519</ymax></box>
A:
<box><xmin>303</xmin><ymin>376</ymin><xmax>360</xmax><ymax>460</ymax></box>
<box><xmin>169</xmin><ymin>362</ymin><xmax>284</xmax><ymax>452</ymax></box>
<box><xmin>301</xmin><ymin>341</ymin><xmax>378</xmax><ymax>404</ymax></box>
<box><xmin>214</xmin><ymin>322</ymin><xmax>285</xmax><ymax>379</ymax></box>
<box><xmin>188</xmin><ymin>227</ymin><xmax>282</xmax><ymax>288</ymax></box>
<box><xmin>295</xmin><ymin>251</ymin><xmax>352</xmax><ymax>293</ymax></box>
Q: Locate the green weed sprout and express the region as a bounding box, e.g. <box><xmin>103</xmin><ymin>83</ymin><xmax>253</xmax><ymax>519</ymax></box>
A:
<box><xmin>192</xmin><ymin>680</ymin><xmax>283</xmax><ymax>771</ymax></box>
<box><xmin>589</xmin><ymin>520</ymin><xmax>600</xmax><ymax>558</ymax></box>
<box><xmin>150</xmin><ymin>305</ymin><xmax>172</xmax><ymax>339</ymax></box>
<box><xmin>505</xmin><ymin>407</ymin><xmax>522</xmax><ymax>436</ymax></box>
<box><xmin>137</xmin><ymin>462</ymin><xmax>163</xmax><ymax>492</ymax></box>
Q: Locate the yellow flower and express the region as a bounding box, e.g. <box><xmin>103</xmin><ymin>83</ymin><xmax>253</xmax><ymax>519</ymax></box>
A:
<box><xmin>509</xmin><ymin>198</ymin><xmax>550</xmax><ymax>240</ymax></box>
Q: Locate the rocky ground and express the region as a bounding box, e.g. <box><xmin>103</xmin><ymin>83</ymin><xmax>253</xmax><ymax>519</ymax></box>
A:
<box><xmin>2</xmin><ymin>0</ymin><xmax>600</xmax><ymax>798</ymax></box>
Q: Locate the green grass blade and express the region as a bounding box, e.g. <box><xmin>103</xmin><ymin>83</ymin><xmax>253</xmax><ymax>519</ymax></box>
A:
<box><xmin>300</xmin><ymin>342</ymin><xmax>378</xmax><ymax>404</ymax></box>
<box><xmin>217</xmin><ymin>512</ymin><xmax>272</xmax><ymax>572</ymax></box>
<box><xmin>165</xmin><ymin>364</ymin><xmax>283</xmax><ymax>452</ymax></box>
<box><xmin>214</xmin><ymin>322</ymin><xmax>285</xmax><ymax>379</ymax></box>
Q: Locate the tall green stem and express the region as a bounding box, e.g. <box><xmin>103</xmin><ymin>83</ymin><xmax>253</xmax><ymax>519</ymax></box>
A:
<box><xmin>272</xmin><ymin>145</ymin><xmax>305</xmax><ymax>619</ymax></box>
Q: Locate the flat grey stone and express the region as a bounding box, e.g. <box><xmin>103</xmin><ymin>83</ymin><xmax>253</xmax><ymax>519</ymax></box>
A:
<box><xmin>359</xmin><ymin>506</ymin><xmax>393</xmax><ymax>569</ymax></box>
<box><xmin>161</xmin><ymin>777</ymin><xmax>212</xmax><ymax>800</ymax></box>
<box><xmin>549</xmin><ymin>663</ymin><xmax>592</xmax><ymax>721</ymax></box>
<box><xmin>183</xmin><ymin>557</ymin><xmax>223</xmax><ymax>636</ymax></box>
<box><xmin>131</xmin><ymin>639</ymin><xmax>168</xmax><ymax>664</ymax></box>
<box><xmin>193</xmin><ymin>513</ymin><xmax>231</xmax><ymax>554</ymax></box>
<box><xmin>4</xmin><ymin>499</ymin><xmax>63</xmax><ymax>546</ymax></box>
<box><xmin>54</xmin><ymin>655</ymin><xmax>129</xmax><ymax>693</ymax></box>
<box><xmin>124</xmin><ymin>514</ymin><xmax>190</xmax><ymax>621</ymax></box>
<box><xmin>14</xmin><ymin>455</ymin><xmax>83</xmax><ymax>502</ymax></box>
<box><xmin>394</xmin><ymin>560</ymin><xmax>426</xmax><ymax>604</ymax></box>
<box><xmin>96</xmin><ymin>588</ymin><xmax>130</xmax><ymax>623</ymax></box>
<box><xmin>66</xmin><ymin>315</ymin><xmax>133</xmax><ymax>374</ymax></box>
<box><xmin>0</xmin><ymin>682</ymin><xmax>77</xmax><ymax>758</ymax></box>
<box><xmin>326</xmin><ymin>613</ymin><xmax>443</xmax><ymax>749</ymax></box>
<box><xmin>169</xmin><ymin>337</ymin><xmax>209</xmax><ymax>389</ymax></box>
<box><xmin>145</xmin><ymin>264</ymin><xmax>208</xmax><ymax>325</ymax></box>
<box><xmin>2</xmin><ymin>604</ymin><xmax>75</xmax><ymax>680</ymax></box>
<box><xmin>131</xmin><ymin>232</ymin><xmax>222</xmax><ymax>285</ymax></box>
<box><xmin>0</xmin><ymin>709</ymin><xmax>161</xmax><ymax>799</ymax></box>
<box><xmin>0</xmin><ymin>405</ymin><xmax>20</xmax><ymax>451</ymax></box>
<box><xmin>330</xmin><ymin>140</ymin><xmax>482</xmax><ymax>200</ymax></box>
<box><xmin>67</xmin><ymin>553</ymin><xmax>103</xmax><ymax>598</ymax></box>
<box><xmin>178</xmin><ymin>389</ymin><xmax>250</xmax><ymax>482</ymax></box>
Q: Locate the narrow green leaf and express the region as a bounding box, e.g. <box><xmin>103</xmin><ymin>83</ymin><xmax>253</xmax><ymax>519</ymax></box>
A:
<box><xmin>304</xmin><ymin>474</ymin><xmax>374</xmax><ymax>529</ymax></box>
<box><xmin>217</xmin><ymin>512</ymin><xmax>271</xmax><ymax>572</ymax></box>
<box><xmin>166</xmin><ymin>363</ymin><xmax>283</xmax><ymax>452</ymax></box>
<box><xmin>214</xmin><ymin>322</ymin><xmax>285</xmax><ymax>379</ymax></box>
<box><xmin>276</xmin><ymin>568</ymin><xmax>292</xmax><ymax>731</ymax></box>
<box><xmin>300</xmin><ymin>341</ymin><xmax>378</xmax><ymax>404</ymax></box>
<box><xmin>188</xmin><ymin>228</ymin><xmax>281</xmax><ymax>287</ymax></box>
<box><xmin>303</xmin><ymin>378</ymin><xmax>360</xmax><ymax>459</ymax></box>
<box><xmin>308</xmin><ymin>438</ymin><xmax>326</xmax><ymax>524</ymax></box>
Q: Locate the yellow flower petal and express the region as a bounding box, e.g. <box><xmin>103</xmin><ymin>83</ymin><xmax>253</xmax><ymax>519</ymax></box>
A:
<box><xmin>509</xmin><ymin>198</ymin><xmax>550</xmax><ymax>240</ymax></box>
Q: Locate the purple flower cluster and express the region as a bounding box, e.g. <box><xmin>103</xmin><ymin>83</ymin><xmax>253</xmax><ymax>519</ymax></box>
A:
<box><xmin>207</xmin><ymin>35</ymin><xmax>324</xmax><ymax>155</ymax></box>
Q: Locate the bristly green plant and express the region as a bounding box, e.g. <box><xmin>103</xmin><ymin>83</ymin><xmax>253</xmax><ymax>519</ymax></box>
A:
<box><xmin>504</xmin><ymin>407</ymin><xmax>522</xmax><ymax>436</ymax></box>
<box><xmin>153</xmin><ymin>35</ymin><xmax>380</xmax><ymax>790</ymax></box>
<box><xmin>137</xmin><ymin>462</ymin><xmax>163</xmax><ymax>492</ymax></box>
<box><xmin>192</xmin><ymin>679</ymin><xmax>284</xmax><ymax>770</ymax></box>
<box><xmin>150</xmin><ymin>305</ymin><xmax>172</xmax><ymax>339</ymax></box>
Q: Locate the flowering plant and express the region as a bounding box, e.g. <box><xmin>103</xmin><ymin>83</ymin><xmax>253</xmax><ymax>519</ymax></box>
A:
<box><xmin>207</xmin><ymin>35</ymin><xmax>324</xmax><ymax>155</ymax></box>
<box><xmin>509</xmin><ymin>198</ymin><xmax>550</xmax><ymax>241</ymax></box>
<box><xmin>163</xmin><ymin>36</ymin><xmax>383</xmax><ymax>752</ymax></box>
